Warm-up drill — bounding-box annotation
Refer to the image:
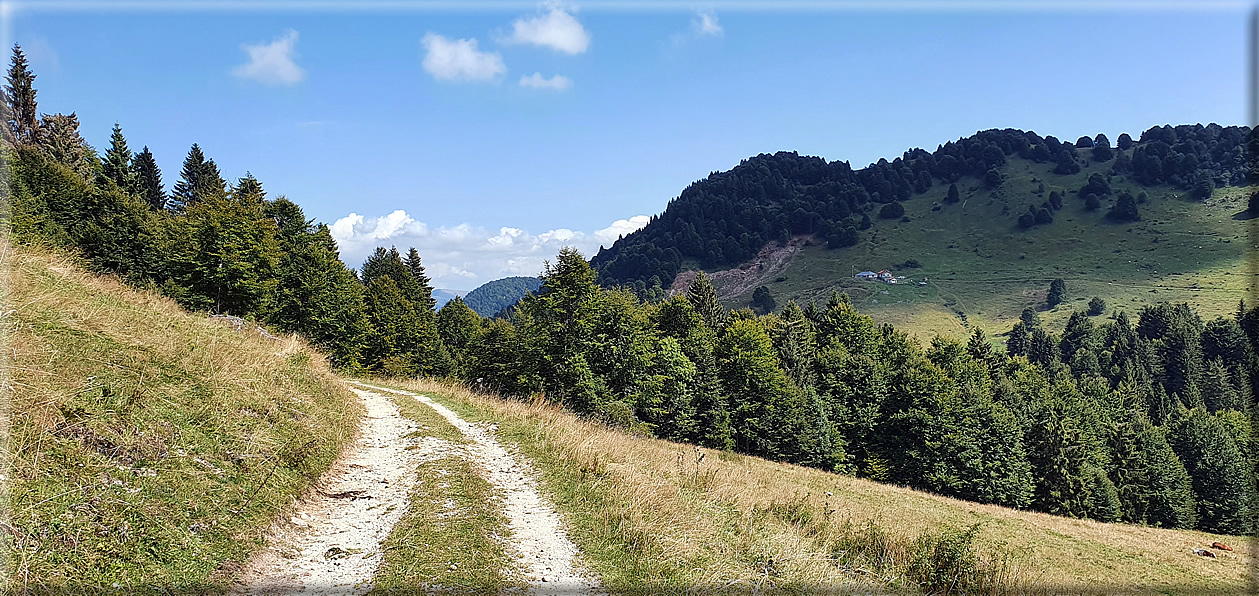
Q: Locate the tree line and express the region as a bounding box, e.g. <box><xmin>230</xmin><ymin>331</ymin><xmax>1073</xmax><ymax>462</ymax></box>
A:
<box><xmin>5</xmin><ymin>44</ymin><xmax>1254</xmax><ymax>536</ymax></box>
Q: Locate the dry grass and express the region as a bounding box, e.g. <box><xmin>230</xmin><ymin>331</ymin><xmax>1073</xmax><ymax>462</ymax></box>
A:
<box><xmin>381</xmin><ymin>377</ymin><xmax>1254</xmax><ymax>595</ymax></box>
<box><xmin>2</xmin><ymin>242</ymin><xmax>362</xmax><ymax>593</ymax></box>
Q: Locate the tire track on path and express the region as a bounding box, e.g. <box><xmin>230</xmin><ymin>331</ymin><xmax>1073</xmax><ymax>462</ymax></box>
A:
<box><xmin>351</xmin><ymin>381</ymin><xmax>600</xmax><ymax>595</ymax></box>
<box><xmin>233</xmin><ymin>386</ymin><xmax>453</xmax><ymax>595</ymax></box>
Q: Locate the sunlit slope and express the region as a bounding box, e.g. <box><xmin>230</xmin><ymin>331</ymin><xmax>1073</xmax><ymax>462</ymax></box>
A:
<box><xmin>387</xmin><ymin>379</ymin><xmax>1253</xmax><ymax>596</ymax></box>
<box><xmin>1</xmin><ymin>245</ymin><xmax>361</xmax><ymax>592</ymax></box>
<box><xmin>719</xmin><ymin>156</ymin><xmax>1252</xmax><ymax>339</ymax></box>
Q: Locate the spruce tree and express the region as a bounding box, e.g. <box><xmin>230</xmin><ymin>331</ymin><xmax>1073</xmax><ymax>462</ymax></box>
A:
<box><xmin>1169</xmin><ymin>411</ymin><xmax>1253</xmax><ymax>534</ymax></box>
<box><xmin>170</xmin><ymin>144</ymin><xmax>226</xmax><ymax>210</ymax></box>
<box><xmin>403</xmin><ymin>247</ymin><xmax>437</xmax><ymax>313</ymax></box>
<box><xmin>132</xmin><ymin>147</ymin><xmax>166</xmax><ymax>211</ymax></box>
<box><xmin>687</xmin><ymin>271</ymin><xmax>727</xmax><ymax>332</ymax></box>
<box><xmin>231</xmin><ymin>172</ymin><xmax>265</xmax><ymax>205</ymax></box>
<box><xmin>1047</xmin><ymin>278</ymin><xmax>1066</xmax><ymax>307</ymax></box>
<box><xmin>264</xmin><ymin>199</ymin><xmax>369</xmax><ymax>368</ymax></box>
<box><xmin>5</xmin><ymin>44</ymin><xmax>40</xmax><ymax>145</ymax></box>
<box><xmin>37</xmin><ymin>112</ymin><xmax>94</xmax><ymax>180</ymax></box>
<box><xmin>100</xmin><ymin>123</ymin><xmax>137</xmax><ymax>193</ymax></box>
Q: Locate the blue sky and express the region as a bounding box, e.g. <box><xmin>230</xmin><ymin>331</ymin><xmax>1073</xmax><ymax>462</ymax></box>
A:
<box><xmin>7</xmin><ymin>1</ymin><xmax>1249</xmax><ymax>290</ymax></box>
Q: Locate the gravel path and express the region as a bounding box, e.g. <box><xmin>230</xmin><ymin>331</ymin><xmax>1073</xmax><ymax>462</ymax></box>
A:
<box><xmin>232</xmin><ymin>386</ymin><xmax>449</xmax><ymax>595</ymax></box>
<box><xmin>352</xmin><ymin>382</ymin><xmax>600</xmax><ymax>595</ymax></box>
<box><xmin>234</xmin><ymin>381</ymin><xmax>599</xmax><ymax>595</ymax></box>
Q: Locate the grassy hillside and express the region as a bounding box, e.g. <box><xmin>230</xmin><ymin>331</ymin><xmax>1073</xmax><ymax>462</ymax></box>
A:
<box><xmin>711</xmin><ymin>156</ymin><xmax>1251</xmax><ymax>339</ymax></box>
<box><xmin>1</xmin><ymin>243</ymin><xmax>361</xmax><ymax>593</ymax></box>
<box><xmin>373</xmin><ymin>378</ymin><xmax>1253</xmax><ymax>596</ymax></box>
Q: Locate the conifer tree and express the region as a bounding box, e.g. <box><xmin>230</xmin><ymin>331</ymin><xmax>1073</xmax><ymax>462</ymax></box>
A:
<box><xmin>37</xmin><ymin>112</ymin><xmax>94</xmax><ymax>180</ymax></box>
<box><xmin>171</xmin><ymin>182</ymin><xmax>280</xmax><ymax>315</ymax></box>
<box><xmin>5</xmin><ymin>44</ymin><xmax>40</xmax><ymax>145</ymax></box>
<box><xmin>170</xmin><ymin>144</ymin><xmax>226</xmax><ymax>210</ymax></box>
<box><xmin>687</xmin><ymin>271</ymin><xmax>727</xmax><ymax>332</ymax></box>
<box><xmin>1169</xmin><ymin>410</ymin><xmax>1253</xmax><ymax>534</ymax></box>
<box><xmin>231</xmin><ymin>172</ymin><xmax>265</xmax><ymax>205</ymax></box>
<box><xmin>404</xmin><ymin>247</ymin><xmax>437</xmax><ymax>313</ymax></box>
<box><xmin>264</xmin><ymin>198</ymin><xmax>369</xmax><ymax>368</ymax></box>
<box><xmin>363</xmin><ymin>276</ymin><xmax>423</xmax><ymax>375</ymax></box>
<box><xmin>100</xmin><ymin>123</ymin><xmax>137</xmax><ymax>193</ymax></box>
<box><xmin>1132</xmin><ymin>418</ymin><xmax>1197</xmax><ymax>528</ymax></box>
<box><xmin>1027</xmin><ymin>406</ymin><xmax>1093</xmax><ymax>518</ymax></box>
<box><xmin>131</xmin><ymin>146</ymin><xmax>166</xmax><ymax>211</ymax></box>
<box><xmin>1047</xmin><ymin>278</ymin><xmax>1067</xmax><ymax>307</ymax></box>
<box><xmin>508</xmin><ymin>248</ymin><xmax>610</xmax><ymax>413</ymax></box>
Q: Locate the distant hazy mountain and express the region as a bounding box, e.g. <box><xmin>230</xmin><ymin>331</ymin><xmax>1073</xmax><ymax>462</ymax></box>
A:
<box><xmin>463</xmin><ymin>276</ymin><xmax>542</xmax><ymax>317</ymax></box>
<box><xmin>432</xmin><ymin>289</ymin><xmax>465</xmax><ymax>310</ymax></box>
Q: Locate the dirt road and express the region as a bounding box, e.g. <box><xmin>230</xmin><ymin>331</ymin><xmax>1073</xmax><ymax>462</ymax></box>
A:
<box><xmin>233</xmin><ymin>382</ymin><xmax>598</xmax><ymax>595</ymax></box>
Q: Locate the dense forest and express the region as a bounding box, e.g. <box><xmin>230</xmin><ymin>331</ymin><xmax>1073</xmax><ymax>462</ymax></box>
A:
<box><xmin>462</xmin><ymin>276</ymin><xmax>541</xmax><ymax>317</ymax></box>
<box><xmin>4</xmin><ymin>45</ymin><xmax>1255</xmax><ymax>536</ymax></box>
<box><xmin>589</xmin><ymin>124</ymin><xmax>1254</xmax><ymax>295</ymax></box>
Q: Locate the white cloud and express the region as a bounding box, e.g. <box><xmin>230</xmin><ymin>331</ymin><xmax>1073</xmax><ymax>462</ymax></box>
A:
<box><xmin>692</xmin><ymin>11</ymin><xmax>724</xmax><ymax>38</ymax></box>
<box><xmin>520</xmin><ymin>72</ymin><xmax>571</xmax><ymax>90</ymax></box>
<box><xmin>421</xmin><ymin>33</ymin><xmax>506</xmax><ymax>82</ymax></box>
<box><xmin>504</xmin><ymin>2</ymin><xmax>590</xmax><ymax>55</ymax></box>
<box><xmin>232</xmin><ymin>29</ymin><xmax>305</xmax><ymax>86</ymax></box>
<box><xmin>329</xmin><ymin>210</ymin><xmax>650</xmax><ymax>289</ymax></box>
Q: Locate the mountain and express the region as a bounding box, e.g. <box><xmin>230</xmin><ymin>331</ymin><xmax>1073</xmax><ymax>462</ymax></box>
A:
<box><xmin>591</xmin><ymin>124</ymin><xmax>1253</xmax><ymax>335</ymax></box>
<box><xmin>432</xmin><ymin>288</ymin><xmax>465</xmax><ymax>310</ymax></box>
<box><xmin>463</xmin><ymin>276</ymin><xmax>542</xmax><ymax>317</ymax></box>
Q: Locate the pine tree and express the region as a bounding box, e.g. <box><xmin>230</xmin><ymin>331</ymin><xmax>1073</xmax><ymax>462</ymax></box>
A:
<box><xmin>100</xmin><ymin>123</ymin><xmax>137</xmax><ymax>193</ymax></box>
<box><xmin>1047</xmin><ymin>278</ymin><xmax>1067</xmax><ymax>307</ymax></box>
<box><xmin>171</xmin><ymin>187</ymin><xmax>281</xmax><ymax>315</ymax></box>
<box><xmin>946</xmin><ymin>182</ymin><xmax>960</xmax><ymax>204</ymax></box>
<box><xmin>170</xmin><ymin>144</ymin><xmax>226</xmax><ymax>210</ymax></box>
<box><xmin>363</xmin><ymin>276</ymin><xmax>423</xmax><ymax>375</ymax></box>
<box><xmin>5</xmin><ymin>44</ymin><xmax>40</xmax><ymax>145</ymax></box>
<box><xmin>231</xmin><ymin>172</ymin><xmax>265</xmax><ymax>205</ymax></box>
<box><xmin>404</xmin><ymin>247</ymin><xmax>437</xmax><ymax>313</ymax></box>
<box><xmin>1169</xmin><ymin>410</ymin><xmax>1253</xmax><ymax>534</ymax></box>
<box><xmin>687</xmin><ymin>271</ymin><xmax>727</xmax><ymax>332</ymax></box>
<box><xmin>1132</xmin><ymin>416</ymin><xmax>1197</xmax><ymax>528</ymax></box>
<box><xmin>1027</xmin><ymin>406</ymin><xmax>1093</xmax><ymax>518</ymax></box>
<box><xmin>36</xmin><ymin>112</ymin><xmax>94</xmax><ymax>180</ymax></box>
<box><xmin>264</xmin><ymin>199</ymin><xmax>369</xmax><ymax>368</ymax></box>
<box><xmin>131</xmin><ymin>146</ymin><xmax>166</xmax><ymax>211</ymax></box>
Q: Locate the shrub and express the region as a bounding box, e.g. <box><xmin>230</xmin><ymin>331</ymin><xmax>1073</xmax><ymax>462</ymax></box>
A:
<box><xmin>1048</xmin><ymin>278</ymin><xmax>1066</xmax><ymax>307</ymax></box>
<box><xmin>879</xmin><ymin>202</ymin><xmax>905</xmax><ymax>219</ymax></box>
<box><xmin>1088</xmin><ymin>297</ymin><xmax>1106</xmax><ymax>316</ymax></box>
<box><xmin>907</xmin><ymin>524</ymin><xmax>984</xmax><ymax>595</ymax></box>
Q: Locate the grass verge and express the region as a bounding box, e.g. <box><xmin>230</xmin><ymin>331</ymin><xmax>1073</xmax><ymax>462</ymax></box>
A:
<box><xmin>368</xmin><ymin>387</ymin><xmax>521</xmax><ymax>594</ymax></box>
<box><xmin>370</xmin><ymin>377</ymin><xmax>1254</xmax><ymax>596</ymax></box>
<box><xmin>2</xmin><ymin>245</ymin><xmax>362</xmax><ymax>593</ymax></box>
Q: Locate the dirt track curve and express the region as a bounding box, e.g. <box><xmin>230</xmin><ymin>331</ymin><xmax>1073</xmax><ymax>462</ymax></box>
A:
<box><xmin>232</xmin><ymin>382</ymin><xmax>598</xmax><ymax>595</ymax></box>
